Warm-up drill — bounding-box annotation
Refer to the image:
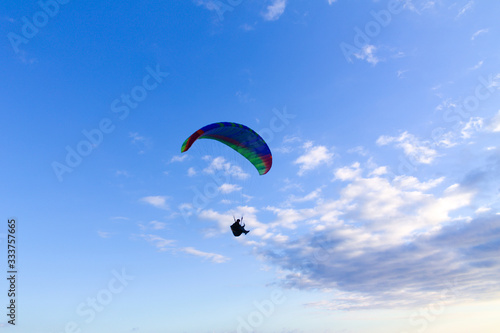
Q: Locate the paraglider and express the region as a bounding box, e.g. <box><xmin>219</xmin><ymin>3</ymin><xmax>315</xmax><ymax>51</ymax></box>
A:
<box><xmin>181</xmin><ymin>122</ymin><xmax>271</xmax><ymax>237</ymax></box>
<box><xmin>230</xmin><ymin>216</ymin><xmax>249</xmax><ymax>237</ymax></box>
<box><xmin>181</xmin><ymin>122</ymin><xmax>272</xmax><ymax>175</ymax></box>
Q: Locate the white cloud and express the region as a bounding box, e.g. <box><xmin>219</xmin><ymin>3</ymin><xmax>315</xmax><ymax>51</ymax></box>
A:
<box><xmin>484</xmin><ymin>73</ymin><xmax>500</xmax><ymax>90</ymax></box>
<box><xmin>251</xmin><ymin>170</ymin><xmax>499</xmax><ymax>310</ymax></box>
<box><xmin>265</xmin><ymin>205</ymin><xmax>317</xmax><ymax>230</ymax></box>
<box><xmin>273</xmin><ymin>233</ymin><xmax>289</xmax><ymax>243</ymax></box>
<box><xmin>178</xmin><ymin>203</ymin><xmax>194</xmax><ymax>217</ymax></box>
<box><xmin>377</xmin><ymin>131</ymin><xmax>438</xmax><ymax>164</ymax></box>
<box><xmin>486</xmin><ymin>110</ymin><xmax>500</xmax><ymax>132</ymax></box>
<box><xmin>139</xmin><ymin>234</ymin><xmax>176</xmax><ymax>252</ymax></box>
<box><xmin>262</xmin><ymin>0</ymin><xmax>287</xmax><ymax>21</ymax></box>
<box><xmin>430</xmin><ymin>117</ymin><xmax>488</xmax><ymax>148</ymax></box>
<box><xmin>140</xmin><ymin>196</ymin><xmax>170</xmax><ymax>210</ymax></box>
<box><xmin>393</xmin><ymin>175</ymin><xmax>444</xmax><ymax>191</ymax></box>
<box><xmin>418</xmin><ymin>183</ymin><xmax>474</xmax><ymax>225</ymax></box>
<box><xmin>294</xmin><ymin>142</ymin><xmax>334</xmax><ymax>176</ymax></box>
<box><xmin>435</xmin><ymin>98</ymin><xmax>457</xmax><ymax>112</ymax></box>
<box><xmin>218</xmin><ymin>183</ymin><xmax>242</xmax><ymax>194</ymax></box>
<box><xmin>434</xmin><ymin>129</ymin><xmax>459</xmax><ymax>148</ymax></box>
<box><xmin>369</xmin><ymin>166</ymin><xmax>388</xmax><ymax>176</ymax></box>
<box><xmin>354</xmin><ymin>45</ymin><xmax>379</xmax><ymax>65</ymax></box>
<box><xmin>334</xmin><ymin>162</ymin><xmax>362</xmax><ymax>181</ymax></box>
<box><xmin>475</xmin><ymin>206</ymin><xmax>491</xmax><ymax>214</ymax></box>
<box><xmin>461</xmin><ymin>117</ymin><xmax>483</xmax><ymax>138</ymax></box>
<box><xmin>203</xmin><ymin>156</ymin><xmax>250</xmax><ymax>180</ymax></box>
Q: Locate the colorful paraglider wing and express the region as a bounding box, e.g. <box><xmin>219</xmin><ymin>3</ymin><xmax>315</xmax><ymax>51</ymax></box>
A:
<box><xmin>181</xmin><ymin>122</ymin><xmax>272</xmax><ymax>175</ymax></box>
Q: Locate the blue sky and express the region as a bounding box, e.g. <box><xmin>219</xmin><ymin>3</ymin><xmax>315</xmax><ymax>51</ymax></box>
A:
<box><xmin>1</xmin><ymin>0</ymin><xmax>500</xmax><ymax>332</ymax></box>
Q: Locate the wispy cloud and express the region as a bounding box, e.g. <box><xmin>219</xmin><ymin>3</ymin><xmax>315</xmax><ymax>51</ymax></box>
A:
<box><xmin>187</xmin><ymin>167</ymin><xmax>197</xmax><ymax>176</ymax></box>
<box><xmin>469</xmin><ymin>60</ymin><xmax>484</xmax><ymax>71</ymax></box>
<box><xmin>110</xmin><ymin>216</ymin><xmax>129</xmax><ymax>221</ymax></box>
<box><xmin>139</xmin><ymin>220</ymin><xmax>167</xmax><ymax>230</ymax></box>
<box><xmin>397</xmin><ymin>69</ymin><xmax>409</xmax><ymax>78</ymax></box>
<box><xmin>180</xmin><ymin>247</ymin><xmax>230</xmax><ymax>263</ymax></box>
<box><xmin>262</xmin><ymin>0</ymin><xmax>287</xmax><ymax>21</ymax></box>
<box><xmin>354</xmin><ymin>45</ymin><xmax>379</xmax><ymax>65</ymax></box>
<box><xmin>140</xmin><ymin>196</ymin><xmax>170</xmax><ymax>210</ymax></box>
<box><xmin>460</xmin><ymin>117</ymin><xmax>483</xmax><ymax>138</ymax></box>
<box><xmin>129</xmin><ymin>132</ymin><xmax>151</xmax><ymax>153</ymax></box>
<box><xmin>287</xmin><ymin>187</ymin><xmax>323</xmax><ymax>204</ymax></box>
<box><xmin>170</xmin><ymin>154</ymin><xmax>188</xmax><ymax>163</ymax></box>
<box><xmin>392</xmin><ymin>175</ymin><xmax>444</xmax><ymax>191</ymax></box>
<box><xmin>130</xmin><ymin>132</ymin><xmax>146</xmax><ymax>144</ymax></box>
<box><xmin>471</xmin><ymin>28</ymin><xmax>488</xmax><ymax>40</ymax></box>
<box><xmin>377</xmin><ymin>131</ymin><xmax>438</xmax><ymax>164</ymax></box>
<box><xmin>276</xmin><ymin>135</ymin><xmax>302</xmax><ymax>154</ymax></box>
<box><xmin>139</xmin><ymin>234</ymin><xmax>176</xmax><ymax>251</ymax></box>
<box><xmin>456</xmin><ymin>0</ymin><xmax>473</xmax><ymax>19</ymax></box>
<box><xmin>348</xmin><ymin>146</ymin><xmax>369</xmax><ymax>156</ymax></box>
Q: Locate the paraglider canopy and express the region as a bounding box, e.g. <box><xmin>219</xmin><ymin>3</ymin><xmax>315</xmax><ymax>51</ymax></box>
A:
<box><xmin>181</xmin><ymin>122</ymin><xmax>272</xmax><ymax>175</ymax></box>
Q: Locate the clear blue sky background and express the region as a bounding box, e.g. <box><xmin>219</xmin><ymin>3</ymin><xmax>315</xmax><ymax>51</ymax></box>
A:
<box><xmin>1</xmin><ymin>0</ymin><xmax>500</xmax><ymax>332</ymax></box>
